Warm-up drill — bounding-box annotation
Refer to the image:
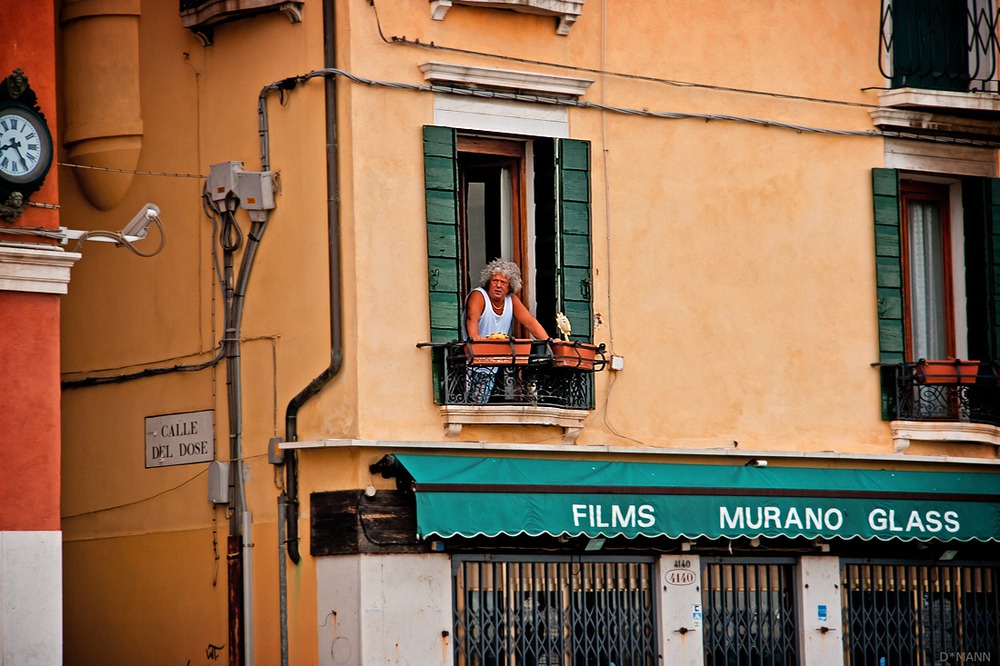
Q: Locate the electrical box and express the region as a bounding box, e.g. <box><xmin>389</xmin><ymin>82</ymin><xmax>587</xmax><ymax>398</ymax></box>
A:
<box><xmin>267</xmin><ymin>437</ymin><xmax>284</xmax><ymax>465</ymax></box>
<box><xmin>207</xmin><ymin>161</ymin><xmax>244</xmax><ymax>202</ymax></box>
<box><xmin>208</xmin><ymin>460</ymin><xmax>230</xmax><ymax>504</ymax></box>
<box><xmin>236</xmin><ymin>170</ymin><xmax>275</xmax><ymax>211</ymax></box>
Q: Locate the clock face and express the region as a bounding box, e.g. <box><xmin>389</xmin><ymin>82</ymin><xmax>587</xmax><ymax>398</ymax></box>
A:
<box><xmin>0</xmin><ymin>105</ymin><xmax>53</xmax><ymax>187</ymax></box>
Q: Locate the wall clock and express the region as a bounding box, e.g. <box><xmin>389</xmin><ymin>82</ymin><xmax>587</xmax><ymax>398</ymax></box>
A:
<box><xmin>0</xmin><ymin>68</ymin><xmax>53</xmax><ymax>222</ymax></box>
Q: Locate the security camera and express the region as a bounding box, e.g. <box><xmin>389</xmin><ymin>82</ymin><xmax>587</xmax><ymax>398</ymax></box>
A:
<box><xmin>121</xmin><ymin>203</ymin><xmax>161</xmax><ymax>240</ymax></box>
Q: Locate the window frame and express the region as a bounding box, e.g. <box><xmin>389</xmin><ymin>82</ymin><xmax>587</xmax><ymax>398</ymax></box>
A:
<box><xmin>900</xmin><ymin>179</ymin><xmax>958</xmax><ymax>360</ymax></box>
<box><xmin>423</xmin><ymin>125</ymin><xmax>593</xmax><ymax>346</ymax></box>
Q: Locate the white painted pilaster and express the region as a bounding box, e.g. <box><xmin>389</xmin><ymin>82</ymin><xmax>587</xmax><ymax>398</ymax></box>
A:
<box><xmin>798</xmin><ymin>555</ymin><xmax>845</xmax><ymax>666</ymax></box>
<box><xmin>0</xmin><ymin>531</ymin><xmax>63</xmax><ymax>666</ymax></box>
<box><xmin>657</xmin><ymin>554</ymin><xmax>704</xmax><ymax>666</ymax></box>
<box><xmin>316</xmin><ymin>553</ymin><xmax>452</xmax><ymax>666</ymax></box>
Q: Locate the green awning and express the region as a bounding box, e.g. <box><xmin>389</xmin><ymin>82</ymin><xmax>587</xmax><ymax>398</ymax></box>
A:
<box><xmin>382</xmin><ymin>454</ymin><xmax>1000</xmax><ymax>543</ymax></box>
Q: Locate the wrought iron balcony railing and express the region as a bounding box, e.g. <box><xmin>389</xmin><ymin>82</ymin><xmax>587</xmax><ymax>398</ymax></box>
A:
<box><xmin>879</xmin><ymin>0</ymin><xmax>1000</xmax><ymax>92</ymax></box>
<box><xmin>881</xmin><ymin>360</ymin><xmax>1000</xmax><ymax>426</ymax></box>
<box><xmin>419</xmin><ymin>339</ymin><xmax>607</xmax><ymax>410</ymax></box>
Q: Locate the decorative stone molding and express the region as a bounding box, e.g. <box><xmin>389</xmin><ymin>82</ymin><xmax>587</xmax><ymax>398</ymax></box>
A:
<box><xmin>430</xmin><ymin>0</ymin><xmax>585</xmax><ymax>35</ymax></box>
<box><xmin>440</xmin><ymin>405</ymin><xmax>587</xmax><ymax>444</ymax></box>
<box><xmin>871</xmin><ymin>88</ymin><xmax>1000</xmax><ymax>142</ymax></box>
<box><xmin>891</xmin><ymin>420</ymin><xmax>1000</xmax><ymax>457</ymax></box>
<box><xmin>0</xmin><ymin>243</ymin><xmax>80</xmax><ymax>295</ymax></box>
<box><xmin>879</xmin><ymin>88</ymin><xmax>1000</xmax><ymax>114</ymax></box>
<box><xmin>180</xmin><ymin>0</ymin><xmax>303</xmax><ymax>45</ymax></box>
<box><xmin>420</xmin><ymin>61</ymin><xmax>593</xmax><ymax>99</ymax></box>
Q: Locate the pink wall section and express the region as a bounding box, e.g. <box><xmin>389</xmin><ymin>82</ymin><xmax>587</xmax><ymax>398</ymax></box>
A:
<box><xmin>0</xmin><ymin>292</ymin><xmax>62</xmax><ymax>531</ymax></box>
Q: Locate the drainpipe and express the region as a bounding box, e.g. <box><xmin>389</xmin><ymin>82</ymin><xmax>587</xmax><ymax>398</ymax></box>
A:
<box><xmin>274</xmin><ymin>0</ymin><xmax>342</xmax><ymax>663</ymax></box>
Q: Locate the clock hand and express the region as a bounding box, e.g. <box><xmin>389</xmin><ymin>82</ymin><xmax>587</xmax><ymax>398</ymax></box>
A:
<box><xmin>4</xmin><ymin>138</ymin><xmax>29</xmax><ymax>171</ymax></box>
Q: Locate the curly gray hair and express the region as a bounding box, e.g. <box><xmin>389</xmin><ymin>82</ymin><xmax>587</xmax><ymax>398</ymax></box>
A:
<box><xmin>478</xmin><ymin>258</ymin><xmax>522</xmax><ymax>293</ymax></box>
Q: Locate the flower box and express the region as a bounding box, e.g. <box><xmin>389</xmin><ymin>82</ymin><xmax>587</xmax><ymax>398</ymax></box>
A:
<box><xmin>465</xmin><ymin>338</ymin><xmax>532</xmax><ymax>366</ymax></box>
<box><xmin>915</xmin><ymin>359</ymin><xmax>980</xmax><ymax>385</ymax></box>
<box><xmin>550</xmin><ymin>340</ymin><xmax>602</xmax><ymax>370</ymax></box>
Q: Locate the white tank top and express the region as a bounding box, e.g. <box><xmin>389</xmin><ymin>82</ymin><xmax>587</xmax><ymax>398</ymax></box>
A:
<box><xmin>465</xmin><ymin>287</ymin><xmax>513</xmax><ymax>339</ymax></box>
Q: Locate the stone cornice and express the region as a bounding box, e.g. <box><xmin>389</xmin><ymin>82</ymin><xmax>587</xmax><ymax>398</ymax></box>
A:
<box><xmin>420</xmin><ymin>61</ymin><xmax>593</xmax><ymax>99</ymax></box>
<box><xmin>0</xmin><ymin>242</ymin><xmax>80</xmax><ymax>294</ymax></box>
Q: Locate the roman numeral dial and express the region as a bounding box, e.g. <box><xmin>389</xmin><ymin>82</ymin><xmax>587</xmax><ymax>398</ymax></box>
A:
<box><xmin>0</xmin><ymin>105</ymin><xmax>53</xmax><ymax>187</ymax></box>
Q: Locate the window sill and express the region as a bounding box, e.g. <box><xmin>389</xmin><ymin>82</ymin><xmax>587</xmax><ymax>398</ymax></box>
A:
<box><xmin>891</xmin><ymin>420</ymin><xmax>1000</xmax><ymax>457</ymax></box>
<box><xmin>871</xmin><ymin>88</ymin><xmax>1000</xmax><ymax>141</ymax></box>
<box><xmin>430</xmin><ymin>0</ymin><xmax>585</xmax><ymax>35</ymax></box>
<box><xmin>440</xmin><ymin>404</ymin><xmax>587</xmax><ymax>443</ymax></box>
<box><xmin>420</xmin><ymin>61</ymin><xmax>594</xmax><ymax>99</ymax></box>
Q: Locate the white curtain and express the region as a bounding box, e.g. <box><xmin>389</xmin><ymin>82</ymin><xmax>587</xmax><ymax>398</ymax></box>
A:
<box><xmin>907</xmin><ymin>200</ymin><xmax>949</xmax><ymax>359</ymax></box>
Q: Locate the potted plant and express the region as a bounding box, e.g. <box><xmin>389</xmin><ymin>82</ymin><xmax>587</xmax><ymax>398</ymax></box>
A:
<box><xmin>549</xmin><ymin>312</ymin><xmax>603</xmax><ymax>370</ymax></box>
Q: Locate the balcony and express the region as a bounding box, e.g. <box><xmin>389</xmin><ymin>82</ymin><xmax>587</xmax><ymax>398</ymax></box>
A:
<box><xmin>880</xmin><ymin>360</ymin><xmax>1000</xmax><ymax>454</ymax></box>
<box><xmin>419</xmin><ymin>339</ymin><xmax>607</xmax><ymax>443</ymax></box>
<box><xmin>874</xmin><ymin>0</ymin><xmax>1000</xmax><ymax>141</ymax></box>
<box><xmin>879</xmin><ymin>0</ymin><xmax>1000</xmax><ymax>93</ymax></box>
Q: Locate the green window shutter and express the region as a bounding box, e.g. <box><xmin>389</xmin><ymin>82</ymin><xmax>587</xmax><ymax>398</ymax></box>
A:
<box><xmin>873</xmin><ymin>168</ymin><xmax>904</xmax><ymax>363</ymax></box>
<box><xmin>988</xmin><ymin>179</ymin><xmax>1000</xmax><ymax>358</ymax></box>
<box><xmin>872</xmin><ymin>168</ymin><xmax>903</xmax><ymax>421</ymax></box>
<box><xmin>423</xmin><ymin>126</ymin><xmax>462</xmax><ymax>343</ymax></box>
<box><xmin>557</xmin><ymin>138</ymin><xmax>593</xmax><ymax>342</ymax></box>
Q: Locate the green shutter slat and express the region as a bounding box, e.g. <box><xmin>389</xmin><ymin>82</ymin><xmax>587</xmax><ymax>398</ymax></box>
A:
<box><xmin>429</xmin><ymin>293</ymin><xmax>461</xmax><ymax>334</ymax></box>
<box><xmin>557</xmin><ymin>138</ymin><xmax>593</xmax><ymax>343</ymax></box>
<box><xmin>560</xmin><ymin>170</ymin><xmax>590</xmax><ymax>204</ymax></box>
<box><xmin>561</xmin><ymin>202</ymin><xmax>591</xmax><ymax>235</ymax></box>
<box><xmin>427</xmin><ymin>222</ymin><xmax>459</xmax><ymax>259</ymax></box>
<box><xmin>424</xmin><ymin>156</ymin><xmax>457</xmax><ymax>192</ymax></box>
<box><xmin>424</xmin><ymin>126</ymin><xmax>461</xmax><ymax>347</ymax></box>
<box><xmin>428</xmin><ymin>256</ymin><xmax>460</xmax><ymax>293</ymax></box>
<box><xmin>872</xmin><ymin>168</ymin><xmax>899</xmax><ymax>198</ymax></box>
<box><xmin>560</xmin><ymin>139</ymin><xmax>589</xmax><ymax>171</ymax></box>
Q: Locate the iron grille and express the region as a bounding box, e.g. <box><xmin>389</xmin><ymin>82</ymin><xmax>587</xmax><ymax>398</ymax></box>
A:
<box><xmin>842</xmin><ymin>560</ymin><xmax>1000</xmax><ymax>666</ymax></box>
<box><xmin>879</xmin><ymin>0</ymin><xmax>1000</xmax><ymax>92</ymax></box>
<box><xmin>702</xmin><ymin>558</ymin><xmax>800</xmax><ymax>666</ymax></box>
<box><xmin>882</xmin><ymin>362</ymin><xmax>1000</xmax><ymax>426</ymax></box>
<box><xmin>423</xmin><ymin>341</ymin><xmax>604</xmax><ymax>410</ymax></box>
<box><xmin>452</xmin><ymin>556</ymin><xmax>657</xmax><ymax>666</ymax></box>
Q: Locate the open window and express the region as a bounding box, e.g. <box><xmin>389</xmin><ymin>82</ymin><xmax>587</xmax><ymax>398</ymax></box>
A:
<box><xmin>900</xmin><ymin>180</ymin><xmax>958</xmax><ymax>360</ymax></box>
<box><xmin>424</xmin><ymin>126</ymin><xmax>592</xmax><ymax>345</ymax></box>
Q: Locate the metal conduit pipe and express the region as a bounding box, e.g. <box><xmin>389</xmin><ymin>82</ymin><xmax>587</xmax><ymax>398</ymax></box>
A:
<box><xmin>272</xmin><ymin>1</ymin><xmax>342</xmax><ymax>663</ymax></box>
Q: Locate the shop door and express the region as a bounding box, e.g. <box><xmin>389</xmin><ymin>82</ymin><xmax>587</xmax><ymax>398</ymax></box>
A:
<box><xmin>702</xmin><ymin>558</ymin><xmax>800</xmax><ymax>666</ymax></box>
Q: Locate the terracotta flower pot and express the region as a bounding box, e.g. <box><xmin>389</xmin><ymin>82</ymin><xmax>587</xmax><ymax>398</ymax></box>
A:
<box><xmin>915</xmin><ymin>359</ymin><xmax>980</xmax><ymax>385</ymax></box>
<box><xmin>465</xmin><ymin>338</ymin><xmax>532</xmax><ymax>366</ymax></box>
<box><xmin>551</xmin><ymin>340</ymin><xmax>599</xmax><ymax>370</ymax></box>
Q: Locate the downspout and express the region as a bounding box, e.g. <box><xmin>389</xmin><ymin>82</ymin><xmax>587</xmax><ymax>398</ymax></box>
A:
<box><xmin>276</xmin><ymin>0</ymin><xmax>342</xmax><ymax>663</ymax></box>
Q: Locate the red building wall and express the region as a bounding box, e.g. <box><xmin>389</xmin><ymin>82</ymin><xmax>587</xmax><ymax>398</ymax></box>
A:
<box><xmin>0</xmin><ymin>0</ymin><xmax>63</xmax><ymax>532</ymax></box>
